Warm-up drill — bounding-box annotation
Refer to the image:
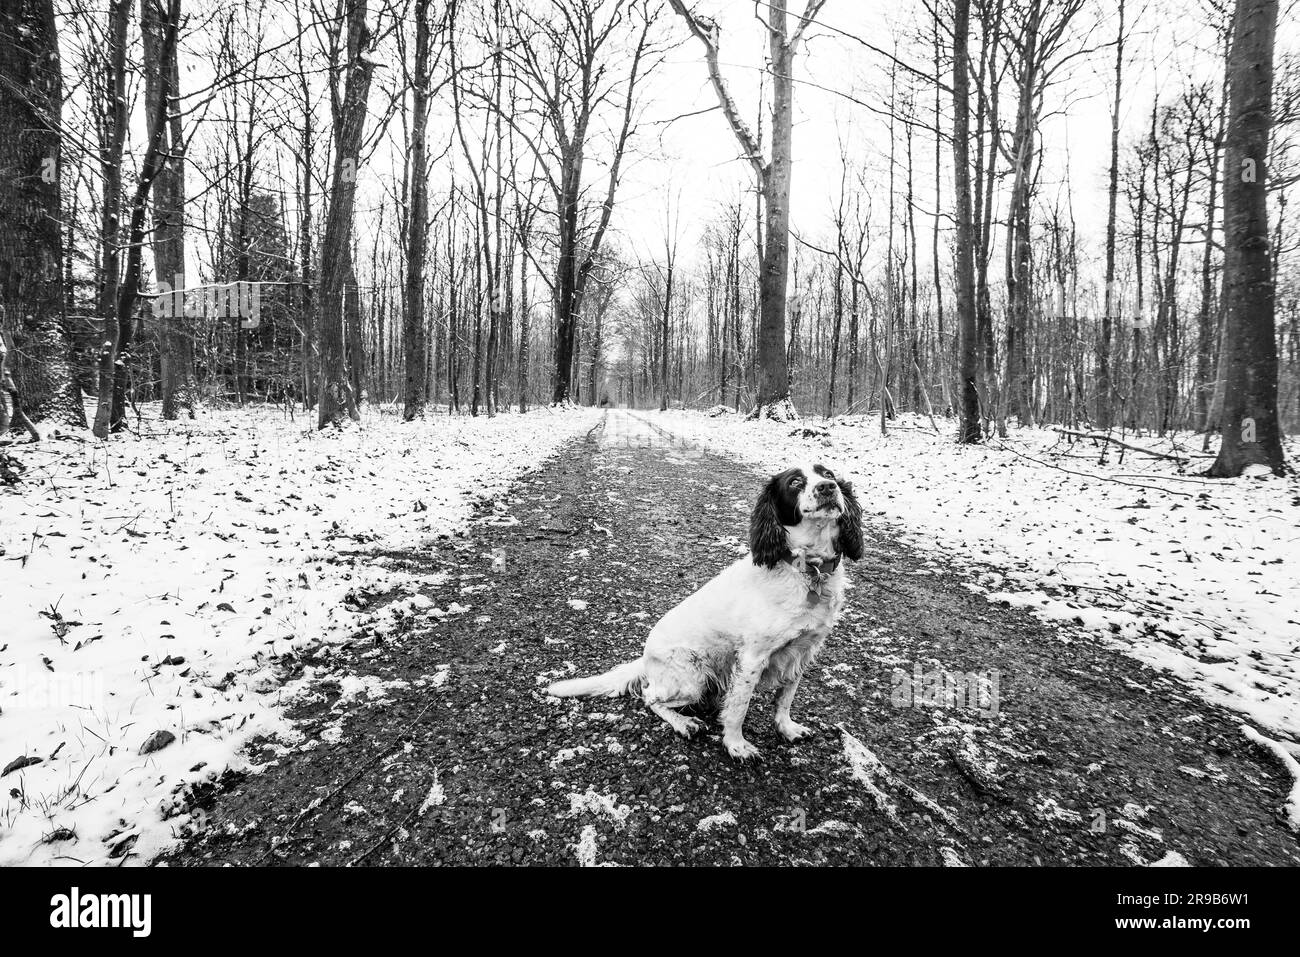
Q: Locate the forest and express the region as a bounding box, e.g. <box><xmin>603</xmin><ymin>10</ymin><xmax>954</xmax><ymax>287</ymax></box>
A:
<box><xmin>0</xmin><ymin>0</ymin><xmax>1293</xmax><ymax>479</ymax></box>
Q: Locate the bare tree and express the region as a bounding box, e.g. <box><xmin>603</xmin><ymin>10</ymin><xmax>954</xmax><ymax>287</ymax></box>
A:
<box><xmin>1194</xmin><ymin>2</ymin><xmax>1232</xmax><ymax>434</ymax></box>
<box><xmin>317</xmin><ymin>0</ymin><xmax>376</xmax><ymax>428</ymax></box>
<box><xmin>142</xmin><ymin>0</ymin><xmax>194</xmax><ymax>420</ymax></box>
<box><xmin>1001</xmin><ymin>0</ymin><xmax>1087</xmax><ymax>428</ymax></box>
<box><xmin>1209</xmin><ymin>0</ymin><xmax>1286</xmax><ymax>475</ymax></box>
<box><xmin>512</xmin><ymin>155</ymin><xmax>540</xmax><ymax>412</ymax></box>
<box><xmin>668</xmin><ymin>0</ymin><xmax>829</xmax><ymax>420</ymax></box>
<box><xmin>402</xmin><ymin>0</ymin><xmax>438</xmax><ymax>420</ymax></box>
<box><xmin>953</xmin><ymin>0</ymin><xmax>980</xmax><ymax>443</ymax></box>
<box><xmin>487</xmin><ymin>0</ymin><xmax>661</xmax><ymax>406</ymax></box>
<box><xmin>1097</xmin><ymin>0</ymin><xmax>1127</xmax><ymax>430</ymax></box>
<box><xmin>92</xmin><ymin>0</ymin><xmax>181</xmax><ymax>438</ymax></box>
<box><xmin>655</xmin><ymin>201</ymin><xmax>680</xmax><ymax>411</ymax></box>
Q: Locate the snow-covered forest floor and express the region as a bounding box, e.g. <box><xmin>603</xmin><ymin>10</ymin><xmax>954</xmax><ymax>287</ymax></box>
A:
<box><xmin>662</xmin><ymin>410</ymin><xmax>1300</xmax><ymax>745</ymax></box>
<box><xmin>3</xmin><ymin>404</ymin><xmax>1298</xmax><ymax>866</ymax></box>
<box><xmin>0</xmin><ymin>403</ymin><xmax>599</xmax><ymax>865</ymax></box>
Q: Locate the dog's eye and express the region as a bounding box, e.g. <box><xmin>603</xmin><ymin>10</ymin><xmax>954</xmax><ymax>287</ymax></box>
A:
<box><xmin>824</xmin><ymin>470</ymin><xmax>835</xmax><ymax>480</ymax></box>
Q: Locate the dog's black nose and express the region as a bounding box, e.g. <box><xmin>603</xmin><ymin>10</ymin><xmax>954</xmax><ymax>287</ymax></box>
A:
<box><xmin>815</xmin><ymin>480</ymin><xmax>836</xmax><ymax>496</ymax></box>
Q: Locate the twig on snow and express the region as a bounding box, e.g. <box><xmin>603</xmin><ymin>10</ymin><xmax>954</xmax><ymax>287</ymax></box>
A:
<box><xmin>990</xmin><ymin>441</ymin><xmax>1194</xmax><ymax>498</ymax></box>
<box><xmin>1052</xmin><ymin>428</ymin><xmax>1199</xmax><ymax>464</ymax></box>
<box><xmin>259</xmin><ymin>698</ymin><xmax>437</xmax><ymax>863</ymax></box>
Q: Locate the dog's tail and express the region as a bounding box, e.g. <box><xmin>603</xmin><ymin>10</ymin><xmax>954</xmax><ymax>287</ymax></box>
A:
<box><xmin>546</xmin><ymin>659</ymin><xmax>645</xmax><ymax>699</ymax></box>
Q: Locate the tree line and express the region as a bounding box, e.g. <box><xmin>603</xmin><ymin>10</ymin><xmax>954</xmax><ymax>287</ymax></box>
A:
<box><xmin>0</xmin><ymin>0</ymin><xmax>1291</xmax><ymax>477</ymax></box>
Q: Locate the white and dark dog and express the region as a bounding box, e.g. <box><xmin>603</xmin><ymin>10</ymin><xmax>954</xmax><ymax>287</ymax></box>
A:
<box><xmin>547</xmin><ymin>464</ymin><xmax>862</xmax><ymax>760</ymax></box>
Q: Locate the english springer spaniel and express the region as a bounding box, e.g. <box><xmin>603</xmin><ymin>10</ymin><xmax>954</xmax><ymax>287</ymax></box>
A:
<box><xmin>547</xmin><ymin>464</ymin><xmax>862</xmax><ymax>760</ymax></box>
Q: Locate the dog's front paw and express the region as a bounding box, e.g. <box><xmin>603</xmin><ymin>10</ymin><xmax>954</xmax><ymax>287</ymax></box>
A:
<box><xmin>676</xmin><ymin>716</ymin><xmax>706</xmax><ymax>739</ymax></box>
<box><xmin>776</xmin><ymin>719</ymin><xmax>814</xmax><ymax>743</ymax></box>
<box><xmin>724</xmin><ymin>736</ymin><xmax>762</xmax><ymax>761</ymax></box>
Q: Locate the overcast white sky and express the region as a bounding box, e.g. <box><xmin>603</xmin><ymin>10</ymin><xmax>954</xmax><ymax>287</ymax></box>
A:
<box><xmin>612</xmin><ymin>0</ymin><xmax>1237</xmax><ymax>270</ymax></box>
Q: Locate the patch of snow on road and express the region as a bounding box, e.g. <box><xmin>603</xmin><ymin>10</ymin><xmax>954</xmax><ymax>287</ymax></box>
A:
<box><xmin>418</xmin><ymin>773</ymin><xmax>446</xmax><ymax>815</ymax></box>
<box><xmin>1034</xmin><ymin>797</ymin><xmax>1084</xmax><ymax>826</ymax></box>
<box><xmin>567</xmin><ymin>788</ymin><xmax>632</xmax><ymax>826</ymax></box>
<box><xmin>573</xmin><ymin>824</ymin><xmax>617</xmax><ymax>867</ymax></box>
<box><xmin>335</xmin><ymin>675</ymin><xmax>407</xmax><ymax>704</ymax></box>
<box><xmin>807</xmin><ymin>819</ymin><xmax>855</xmax><ymax>837</ymax></box>
<box><xmin>550</xmin><ymin>746</ymin><xmax>593</xmax><ymax>768</ymax></box>
<box><xmin>939</xmin><ymin>846</ymin><xmax>968</xmax><ymax>867</ymax></box>
<box><xmin>839</xmin><ymin>729</ymin><xmax>901</xmax><ymax>826</ymax></box>
<box><xmin>696</xmin><ymin>811</ymin><xmax>737</xmax><ymax>832</ymax></box>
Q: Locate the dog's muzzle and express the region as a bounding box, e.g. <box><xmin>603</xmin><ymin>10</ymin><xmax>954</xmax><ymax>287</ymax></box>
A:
<box><xmin>813</xmin><ymin>480</ymin><xmax>841</xmax><ymax>511</ymax></box>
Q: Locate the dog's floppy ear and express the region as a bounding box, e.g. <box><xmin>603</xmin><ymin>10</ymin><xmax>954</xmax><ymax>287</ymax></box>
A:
<box><xmin>836</xmin><ymin>479</ymin><xmax>863</xmax><ymax>561</ymax></box>
<box><xmin>749</xmin><ymin>475</ymin><xmax>790</xmax><ymax>568</ymax></box>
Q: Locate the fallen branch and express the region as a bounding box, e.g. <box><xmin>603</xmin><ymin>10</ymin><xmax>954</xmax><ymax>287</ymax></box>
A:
<box><xmin>258</xmin><ymin>698</ymin><xmax>437</xmax><ymax>863</ymax></box>
<box><xmin>1052</xmin><ymin>581</ymin><xmax>1225</xmax><ymax>637</ymax></box>
<box><xmin>1052</xmin><ymin>428</ymin><xmax>1196</xmax><ymax>464</ymax></box>
<box><xmin>991</xmin><ymin>441</ymin><xmax>1194</xmax><ymax>498</ymax></box>
<box><xmin>347</xmin><ymin>770</ymin><xmax>442</xmax><ymax>867</ymax></box>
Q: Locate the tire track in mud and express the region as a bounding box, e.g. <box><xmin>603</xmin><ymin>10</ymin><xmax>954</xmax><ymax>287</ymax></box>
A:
<box><xmin>166</xmin><ymin>410</ymin><xmax>1300</xmax><ymax>866</ymax></box>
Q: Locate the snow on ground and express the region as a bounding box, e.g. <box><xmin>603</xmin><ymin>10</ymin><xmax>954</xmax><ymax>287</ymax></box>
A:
<box><xmin>0</xmin><ymin>402</ymin><xmax>597</xmax><ymax>866</ymax></box>
<box><xmin>651</xmin><ymin>409</ymin><xmax>1300</xmax><ymax>744</ymax></box>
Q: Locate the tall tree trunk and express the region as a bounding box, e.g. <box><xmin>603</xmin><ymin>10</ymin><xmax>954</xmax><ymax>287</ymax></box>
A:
<box><xmin>551</xmin><ymin>154</ymin><xmax>581</xmax><ymax>405</ymax></box>
<box><xmin>932</xmin><ymin>19</ymin><xmax>946</xmax><ymax>388</ymax></box>
<box><xmin>953</xmin><ymin>0</ymin><xmax>980</xmax><ymax>444</ymax></box>
<box><xmin>659</xmin><ymin>259</ymin><xmax>673</xmax><ymax>412</ymax></box>
<box><xmin>1098</xmin><ymin>0</ymin><xmax>1125</xmax><ymax>430</ymax></box>
<box><xmin>826</xmin><ymin>261</ymin><xmax>842</xmax><ymax>418</ymax></box>
<box><xmin>294</xmin><ymin>0</ymin><xmax>316</xmax><ymax>410</ymax></box>
<box><xmin>402</xmin><ymin>0</ymin><xmax>432</xmax><ymax>420</ymax></box>
<box><xmin>91</xmin><ymin>0</ymin><xmax>130</xmax><ymax>436</ymax></box>
<box><xmin>756</xmin><ymin>2</ymin><xmax>795</xmax><ymax>416</ymax></box>
<box><xmin>846</xmin><ymin>282</ymin><xmax>860</xmax><ymax>413</ymax></box>
<box><xmin>588</xmin><ymin>293</ymin><xmax>603</xmax><ymax>405</ymax></box>
<box><xmin>733</xmin><ymin>228</ymin><xmax>745</xmax><ymax>410</ymax></box>
<box><xmin>1197</xmin><ymin>25</ymin><xmax>1231</xmax><ymax>433</ymax></box>
<box><xmin>316</xmin><ymin>0</ymin><xmax>373</xmax><ymax>429</ymax></box>
<box><xmin>143</xmin><ymin>0</ymin><xmax>193</xmax><ymax>421</ymax></box>
<box><xmin>345</xmin><ymin>246</ymin><xmax>362</xmax><ymax>405</ymax></box>
<box><xmin>1208</xmin><ymin>0</ymin><xmax>1285</xmax><ymax>476</ymax></box>
<box><xmin>516</xmin><ymin>210</ymin><xmax>532</xmax><ymax>413</ymax></box>
<box><xmin>1004</xmin><ymin>2</ymin><xmax>1041</xmax><ymax>428</ymax></box>
<box><xmin>0</xmin><ymin>0</ymin><xmax>84</xmax><ymax>431</ymax></box>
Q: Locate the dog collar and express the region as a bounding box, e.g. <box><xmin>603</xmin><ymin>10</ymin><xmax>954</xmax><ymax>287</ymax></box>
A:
<box><xmin>784</xmin><ymin>553</ymin><xmax>841</xmax><ymax>599</ymax></box>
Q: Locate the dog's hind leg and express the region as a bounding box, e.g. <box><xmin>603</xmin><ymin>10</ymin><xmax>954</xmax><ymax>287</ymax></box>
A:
<box><xmin>648</xmin><ymin>701</ymin><xmax>706</xmax><ymax>739</ymax></box>
<box><xmin>641</xmin><ymin>648</ymin><xmax>709</xmax><ymax>739</ymax></box>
